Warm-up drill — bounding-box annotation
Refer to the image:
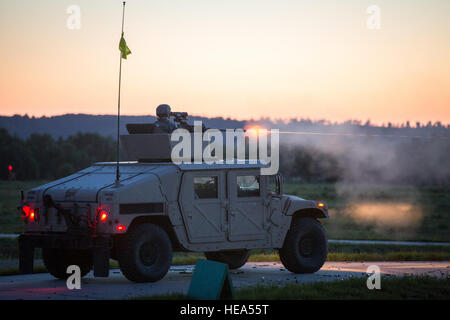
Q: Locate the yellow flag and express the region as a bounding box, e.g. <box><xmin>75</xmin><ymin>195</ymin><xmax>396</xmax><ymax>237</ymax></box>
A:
<box><xmin>119</xmin><ymin>33</ymin><xmax>131</xmax><ymax>59</ymax></box>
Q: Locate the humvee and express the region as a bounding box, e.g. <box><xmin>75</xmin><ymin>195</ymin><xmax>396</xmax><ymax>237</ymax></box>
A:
<box><xmin>18</xmin><ymin>106</ymin><xmax>329</xmax><ymax>283</ymax></box>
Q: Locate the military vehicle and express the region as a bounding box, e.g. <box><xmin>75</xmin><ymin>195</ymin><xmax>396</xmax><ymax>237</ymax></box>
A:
<box><xmin>18</xmin><ymin>105</ymin><xmax>329</xmax><ymax>283</ymax></box>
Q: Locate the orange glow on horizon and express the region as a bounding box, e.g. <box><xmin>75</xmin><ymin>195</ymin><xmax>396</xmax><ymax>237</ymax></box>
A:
<box><xmin>245</xmin><ymin>125</ymin><xmax>269</xmax><ymax>135</ymax></box>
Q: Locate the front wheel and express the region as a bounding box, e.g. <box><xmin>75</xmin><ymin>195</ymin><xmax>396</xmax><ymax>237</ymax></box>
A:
<box><xmin>117</xmin><ymin>223</ymin><xmax>173</xmax><ymax>283</ymax></box>
<box><xmin>279</xmin><ymin>217</ymin><xmax>328</xmax><ymax>273</ymax></box>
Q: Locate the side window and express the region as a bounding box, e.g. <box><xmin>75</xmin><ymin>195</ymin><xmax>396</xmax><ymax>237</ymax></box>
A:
<box><xmin>237</xmin><ymin>175</ymin><xmax>260</xmax><ymax>197</ymax></box>
<box><xmin>194</xmin><ymin>176</ymin><xmax>218</xmax><ymax>199</ymax></box>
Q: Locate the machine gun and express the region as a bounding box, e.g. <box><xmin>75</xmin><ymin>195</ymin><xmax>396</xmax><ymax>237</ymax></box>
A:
<box><xmin>170</xmin><ymin>111</ymin><xmax>197</xmax><ymax>131</ymax></box>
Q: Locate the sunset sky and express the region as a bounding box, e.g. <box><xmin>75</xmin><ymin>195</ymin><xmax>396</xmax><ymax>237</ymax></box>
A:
<box><xmin>1</xmin><ymin>0</ymin><xmax>449</xmax><ymax>124</ymax></box>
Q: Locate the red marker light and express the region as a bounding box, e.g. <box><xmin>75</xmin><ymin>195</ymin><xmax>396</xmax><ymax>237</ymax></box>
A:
<box><xmin>8</xmin><ymin>165</ymin><xmax>13</xmax><ymax>171</ymax></box>
<box><xmin>116</xmin><ymin>225</ymin><xmax>126</xmax><ymax>232</ymax></box>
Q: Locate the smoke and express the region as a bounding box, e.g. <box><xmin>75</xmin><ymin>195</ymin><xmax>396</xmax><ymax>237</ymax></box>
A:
<box><xmin>274</xmin><ymin>123</ymin><xmax>450</xmax><ymax>185</ymax></box>
<box><xmin>251</xmin><ymin>121</ymin><xmax>449</xmax><ymax>235</ymax></box>
<box><xmin>344</xmin><ymin>202</ymin><xmax>423</xmax><ymax>230</ymax></box>
<box><xmin>330</xmin><ymin>183</ymin><xmax>425</xmax><ymax>235</ymax></box>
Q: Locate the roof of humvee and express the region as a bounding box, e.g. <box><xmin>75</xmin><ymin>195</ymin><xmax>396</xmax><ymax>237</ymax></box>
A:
<box><xmin>94</xmin><ymin>161</ymin><xmax>267</xmax><ymax>171</ymax></box>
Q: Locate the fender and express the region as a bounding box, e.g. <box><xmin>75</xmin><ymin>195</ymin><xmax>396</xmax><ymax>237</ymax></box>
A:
<box><xmin>282</xmin><ymin>195</ymin><xmax>329</xmax><ymax>219</ymax></box>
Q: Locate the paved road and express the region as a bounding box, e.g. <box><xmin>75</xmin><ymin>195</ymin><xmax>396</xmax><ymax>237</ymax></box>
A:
<box><xmin>0</xmin><ymin>261</ymin><xmax>448</xmax><ymax>300</ymax></box>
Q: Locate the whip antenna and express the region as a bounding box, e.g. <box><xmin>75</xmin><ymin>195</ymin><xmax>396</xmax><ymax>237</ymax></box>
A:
<box><xmin>115</xmin><ymin>1</ymin><xmax>131</xmax><ymax>186</ymax></box>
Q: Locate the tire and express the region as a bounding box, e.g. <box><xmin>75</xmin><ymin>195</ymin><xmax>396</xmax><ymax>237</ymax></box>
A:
<box><xmin>205</xmin><ymin>249</ymin><xmax>250</xmax><ymax>269</ymax></box>
<box><xmin>117</xmin><ymin>223</ymin><xmax>173</xmax><ymax>283</ymax></box>
<box><xmin>42</xmin><ymin>248</ymin><xmax>93</xmax><ymax>280</ymax></box>
<box><xmin>279</xmin><ymin>217</ymin><xmax>328</xmax><ymax>274</ymax></box>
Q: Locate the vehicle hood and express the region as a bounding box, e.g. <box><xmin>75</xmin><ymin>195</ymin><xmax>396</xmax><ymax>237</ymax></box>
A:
<box><xmin>31</xmin><ymin>163</ymin><xmax>168</xmax><ymax>203</ymax></box>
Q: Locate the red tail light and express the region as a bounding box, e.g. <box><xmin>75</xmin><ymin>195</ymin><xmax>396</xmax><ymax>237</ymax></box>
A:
<box><xmin>21</xmin><ymin>205</ymin><xmax>31</xmax><ymax>220</ymax></box>
<box><xmin>21</xmin><ymin>205</ymin><xmax>37</xmax><ymax>222</ymax></box>
<box><xmin>29</xmin><ymin>210</ymin><xmax>35</xmax><ymax>221</ymax></box>
<box><xmin>23</xmin><ymin>205</ymin><xmax>30</xmax><ymax>216</ymax></box>
<box><xmin>116</xmin><ymin>225</ymin><xmax>126</xmax><ymax>232</ymax></box>
<box><xmin>99</xmin><ymin>210</ymin><xmax>108</xmax><ymax>222</ymax></box>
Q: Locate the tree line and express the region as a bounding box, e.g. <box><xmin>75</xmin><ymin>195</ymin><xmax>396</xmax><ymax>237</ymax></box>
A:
<box><xmin>1</xmin><ymin>128</ymin><xmax>449</xmax><ymax>185</ymax></box>
<box><xmin>0</xmin><ymin>129</ymin><xmax>116</xmax><ymax>180</ymax></box>
<box><xmin>1</xmin><ymin>128</ymin><xmax>342</xmax><ymax>182</ymax></box>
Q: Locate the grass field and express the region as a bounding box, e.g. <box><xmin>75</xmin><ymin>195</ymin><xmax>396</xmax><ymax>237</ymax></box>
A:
<box><xmin>1</xmin><ymin>180</ymin><xmax>449</xmax><ymax>241</ymax></box>
<box><xmin>137</xmin><ymin>276</ymin><xmax>450</xmax><ymax>300</ymax></box>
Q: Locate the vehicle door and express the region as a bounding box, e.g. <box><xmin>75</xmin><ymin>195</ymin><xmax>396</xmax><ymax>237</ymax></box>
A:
<box><xmin>179</xmin><ymin>171</ymin><xmax>227</xmax><ymax>243</ymax></box>
<box><xmin>227</xmin><ymin>170</ymin><xmax>266</xmax><ymax>241</ymax></box>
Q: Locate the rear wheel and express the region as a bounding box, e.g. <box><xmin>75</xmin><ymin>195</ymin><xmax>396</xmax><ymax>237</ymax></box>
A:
<box><xmin>205</xmin><ymin>249</ymin><xmax>250</xmax><ymax>269</ymax></box>
<box><xmin>117</xmin><ymin>223</ymin><xmax>173</xmax><ymax>283</ymax></box>
<box><xmin>279</xmin><ymin>217</ymin><xmax>327</xmax><ymax>273</ymax></box>
<box><xmin>42</xmin><ymin>248</ymin><xmax>93</xmax><ymax>280</ymax></box>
